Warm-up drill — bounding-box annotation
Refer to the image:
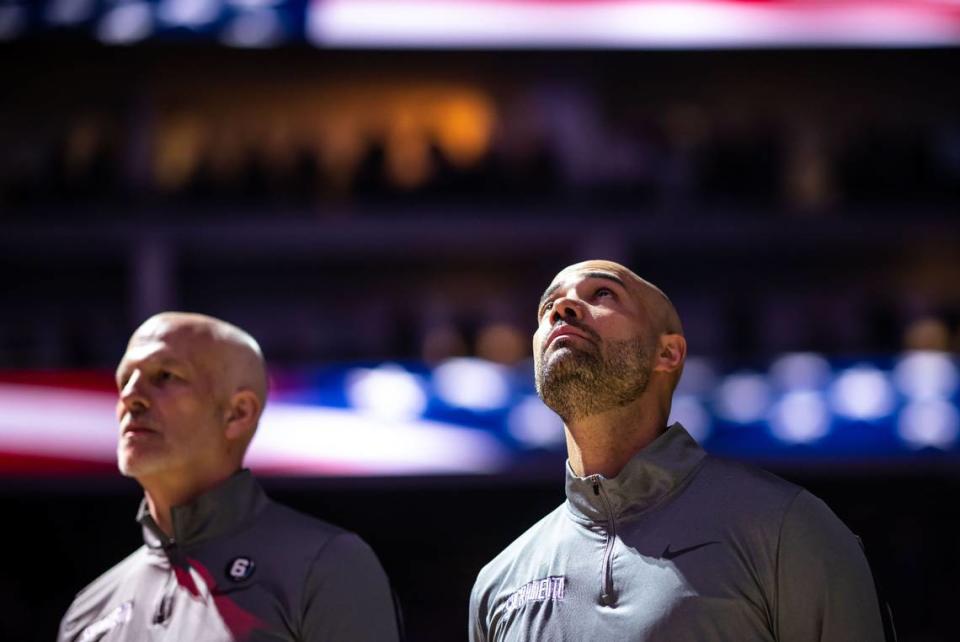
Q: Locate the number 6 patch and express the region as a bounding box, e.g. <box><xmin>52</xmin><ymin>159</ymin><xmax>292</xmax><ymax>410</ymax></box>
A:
<box><xmin>227</xmin><ymin>557</ymin><xmax>256</xmax><ymax>582</ymax></box>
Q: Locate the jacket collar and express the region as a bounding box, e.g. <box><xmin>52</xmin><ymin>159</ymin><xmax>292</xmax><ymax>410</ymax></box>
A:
<box><xmin>137</xmin><ymin>469</ymin><xmax>268</xmax><ymax>550</ymax></box>
<box><xmin>565</xmin><ymin>423</ymin><xmax>706</xmax><ymax>522</ymax></box>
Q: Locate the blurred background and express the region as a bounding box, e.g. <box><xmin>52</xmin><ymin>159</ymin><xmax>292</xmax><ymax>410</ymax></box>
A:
<box><xmin>2</xmin><ymin>0</ymin><xmax>959</xmax><ymax>640</ymax></box>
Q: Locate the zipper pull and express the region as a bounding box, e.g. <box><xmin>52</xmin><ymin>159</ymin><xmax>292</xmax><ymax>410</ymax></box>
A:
<box><xmin>593</xmin><ymin>481</ymin><xmax>600</xmax><ymax>496</ymax></box>
<box><xmin>153</xmin><ymin>594</ymin><xmax>173</xmax><ymax>625</ymax></box>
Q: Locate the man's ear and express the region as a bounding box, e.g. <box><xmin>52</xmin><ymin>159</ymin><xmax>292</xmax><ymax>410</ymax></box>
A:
<box><xmin>224</xmin><ymin>389</ymin><xmax>261</xmax><ymax>442</ymax></box>
<box><xmin>654</xmin><ymin>334</ymin><xmax>687</xmax><ymax>374</ymax></box>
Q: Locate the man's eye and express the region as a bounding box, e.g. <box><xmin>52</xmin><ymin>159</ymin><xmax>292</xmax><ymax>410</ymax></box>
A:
<box><xmin>156</xmin><ymin>370</ymin><xmax>175</xmax><ymax>383</ymax></box>
<box><xmin>540</xmin><ymin>301</ymin><xmax>554</xmax><ymax>317</ymax></box>
<box><xmin>596</xmin><ymin>287</ymin><xmax>613</xmax><ymax>298</ymax></box>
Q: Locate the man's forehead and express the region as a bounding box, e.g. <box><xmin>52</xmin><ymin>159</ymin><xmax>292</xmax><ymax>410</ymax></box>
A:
<box><xmin>118</xmin><ymin>342</ymin><xmax>179</xmax><ymax>368</ymax></box>
<box><xmin>120</xmin><ymin>333</ymin><xmax>192</xmax><ymax>368</ymax></box>
<box><xmin>129</xmin><ymin>314</ymin><xmax>222</xmax><ymax>348</ymax></box>
<box><xmin>121</xmin><ymin>319</ymin><xmax>215</xmax><ymax>366</ymax></box>
<box><xmin>541</xmin><ymin>260</ymin><xmax>682</xmax><ymax>334</ymax></box>
<box><xmin>549</xmin><ymin>261</ymin><xmax>640</xmax><ymax>291</ymax></box>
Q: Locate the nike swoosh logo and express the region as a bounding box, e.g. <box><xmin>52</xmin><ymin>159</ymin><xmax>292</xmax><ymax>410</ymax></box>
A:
<box><xmin>661</xmin><ymin>541</ymin><xmax>721</xmax><ymax>560</ymax></box>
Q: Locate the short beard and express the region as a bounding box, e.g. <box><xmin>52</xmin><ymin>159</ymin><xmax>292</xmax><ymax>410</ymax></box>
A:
<box><xmin>536</xmin><ymin>335</ymin><xmax>655</xmax><ymax>423</ymax></box>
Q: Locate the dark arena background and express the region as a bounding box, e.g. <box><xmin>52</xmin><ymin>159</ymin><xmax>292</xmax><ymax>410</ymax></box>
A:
<box><xmin>2</xmin><ymin>1</ymin><xmax>960</xmax><ymax>640</ymax></box>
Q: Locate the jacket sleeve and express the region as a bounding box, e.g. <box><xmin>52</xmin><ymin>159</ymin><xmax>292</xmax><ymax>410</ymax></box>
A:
<box><xmin>468</xmin><ymin>577</ymin><xmax>488</xmax><ymax>642</ymax></box>
<box><xmin>775</xmin><ymin>490</ymin><xmax>886</xmax><ymax>642</ymax></box>
<box><xmin>300</xmin><ymin>532</ymin><xmax>400</xmax><ymax>642</ymax></box>
<box><xmin>57</xmin><ymin>601</ymin><xmax>79</xmax><ymax>642</ymax></box>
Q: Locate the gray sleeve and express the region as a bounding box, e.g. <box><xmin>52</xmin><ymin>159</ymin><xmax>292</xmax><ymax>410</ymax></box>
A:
<box><xmin>775</xmin><ymin>490</ymin><xmax>886</xmax><ymax>642</ymax></box>
<box><xmin>301</xmin><ymin>533</ymin><xmax>399</xmax><ymax>642</ymax></box>
<box><xmin>468</xmin><ymin>577</ymin><xmax>487</xmax><ymax>642</ymax></box>
<box><xmin>57</xmin><ymin>603</ymin><xmax>77</xmax><ymax>642</ymax></box>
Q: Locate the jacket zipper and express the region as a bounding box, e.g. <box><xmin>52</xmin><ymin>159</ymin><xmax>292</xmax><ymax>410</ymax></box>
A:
<box><xmin>155</xmin><ymin>539</ymin><xmax>180</xmax><ymax>627</ymax></box>
<box><xmin>592</xmin><ymin>478</ymin><xmax>617</xmax><ymax>606</ymax></box>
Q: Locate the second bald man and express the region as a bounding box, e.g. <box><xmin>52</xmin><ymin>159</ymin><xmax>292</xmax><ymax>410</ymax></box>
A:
<box><xmin>59</xmin><ymin>313</ymin><xmax>400</xmax><ymax>642</ymax></box>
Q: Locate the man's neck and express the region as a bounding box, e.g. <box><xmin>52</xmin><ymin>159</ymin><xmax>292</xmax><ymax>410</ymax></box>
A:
<box><xmin>564</xmin><ymin>393</ymin><xmax>670</xmax><ymax>478</ymax></box>
<box><xmin>140</xmin><ymin>468</ymin><xmax>238</xmax><ymax>538</ymax></box>
<box><xmin>144</xmin><ymin>491</ymin><xmax>178</xmax><ymax>537</ymax></box>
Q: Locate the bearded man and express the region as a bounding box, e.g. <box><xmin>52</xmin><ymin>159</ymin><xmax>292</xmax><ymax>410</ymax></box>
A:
<box><xmin>469</xmin><ymin>260</ymin><xmax>891</xmax><ymax>642</ymax></box>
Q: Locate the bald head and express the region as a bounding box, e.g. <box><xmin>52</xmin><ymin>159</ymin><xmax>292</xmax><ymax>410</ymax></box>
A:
<box><xmin>129</xmin><ymin>312</ymin><xmax>268</xmax><ymax>418</ymax></box>
<box><xmin>115</xmin><ymin>312</ymin><xmax>269</xmax><ymax>494</ymax></box>
<box><xmin>546</xmin><ymin>260</ymin><xmax>683</xmax><ymax>338</ymax></box>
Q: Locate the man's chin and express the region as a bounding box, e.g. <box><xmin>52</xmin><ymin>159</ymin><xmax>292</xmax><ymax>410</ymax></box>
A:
<box><xmin>117</xmin><ymin>450</ymin><xmax>161</xmax><ymax>479</ymax></box>
<box><xmin>542</xmin><ymin>344</ymin><xmax>577</xmax><ymax>364</ymax></box>
<box><xmin>117</xmin><ymin>458</ymin><xmax>141</xmax><ymax>478</ymax></box>
<box><xmin>542</xmin><ymin>347</ymin><xmax>596</xmax><ymax>376</ymax></box>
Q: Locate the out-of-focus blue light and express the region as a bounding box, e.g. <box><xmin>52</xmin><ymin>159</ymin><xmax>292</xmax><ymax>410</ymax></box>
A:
<box><xmin>676</xmin><ymin>356</ymin><xmax>718</xmax><ymax>396</ymax></box>
<box><xmin>769</xmin><ymin>352</ymin><xmax>831</xmax><ymax>391</ymax></box>
<box><xmin>221</xmin><ymin>8</ymin><xmax>282</xmax><ymax>47</ymax></box>
<box><xmin>714</xmin><ymin>372</ymin><xmax>771</xmax><ymax>424</ymax></box>
<box><xmin>669</xmin><ymin>395</ymin><xmax>711</xmax><ymax>443</ymax></box>
<box><xmin>227</xmin><ymin>0</ymin><xmax>281</xmax><ymax>8</ymax></box>
<box><xmin>344</xmin><ymin>364</ymin><xmax>427</xmax><ymax>421</ymax></box>
<box><xmin>0</xmin><ymin>4</ymin><xmax>26</xmax><ymax>40</ymax></box>
<box><xmin>46</xmin><ymin>0</ymin><xmax>95</xmax><ymax>26</ymax></box>
<box><xmin>507</xmin><ymin>395</ymin><xmax>564</xmax><ymax>448</ymax></box>
<box><xmin>898</xmin><ymin>400</ymin><xmax>960</xmax><ymax>450</ymax></box>
<box><xmin>98</xmin><ymin>2</ymin><xmax>153</xmax><ymax>44</ymax></box>
<box><xmin>893</xmin><ymin>351</ymin><xmax>959</xmax><ymax>401</ymax></box>
<box><xmin>769</xmin><ymin>391</ymin><xmax>830</xmax><ymax>444</ymax></box>
<box><xmin>829</xmin><ymin>365</ymin><xmax>896</xmax><ymax>420</ymax></box>
<box><xmin>157</xmin><ymin>0</ymin><xmax>221</xmax><ymax>27</ymax></box>
<box><xmin>432</xmin><ymin>358</ymin><xmax>511</xmax><ymax>411</ymax></box>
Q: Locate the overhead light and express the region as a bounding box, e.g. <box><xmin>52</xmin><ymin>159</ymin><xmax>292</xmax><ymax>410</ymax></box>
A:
<box><xmin>344</xmin><ymin>364</ymin><xmax>427</xmax><ymax>421</ymax></box>
<box><xmin>675</xmin><ymin>356</ymin><xmax>717</xmax><ymax>396</ymax></box>
<box><xmin>769</xmin><ymin>352</ymin><xmax>831</xmax><ymax>391</ymax></box>
<box><xmin>829</xmin><ymin>365</ymin><xmax>896</xmax><ymax>421</ymax></box>
<box><xmin>0</xmin><ymin>4</ymin><xmax>27</xmax><ymax>41</ymax></box>
<box><xmin>46</xmin><ymin>0</ymin><xmax>96</xmax><ymax>26</ymax></box>
<box><xmin>157</xmin><ymin>0</ymin><xmax>221</xmax><ymax>27</ymax></box>
<box><xmin>898</xmin><ymin>400</ymin><xmax>959</xmax><ymax>450</ymax></box>
<box><xmin>893</xmin><ymin>351</ymin><xmax>959</xmax><ymax>401</ymax></box>
<box><xmin>669</xmin><ymin>395</ymin><xmax>712</xmax><ymax>443</ymax></box>
<box><xmin>433</xmin><ymin>358</ymin><xmax>511</xmax><ymax>411</ymax></box>
<box><xmin>714</xmin><ymin>372</ymin><xmax>771</xmax><ymax>424</ymax></box>
<box><xmin>221</xmin><ymin>8</ymin><xmax>283</xmax><ymax>47</ymax></box>
<box><xmin>507</xmin><ymin>395</ymin><xmax>564</xmax><ymax>448</ymax></box>
<box><xmin>97</xmin><ymin>2</ymin><xmax>153</xmax><ymax>44</ymax></box>
<box><xmin>769</xmin><ymin>391</ymin><xmax>830</xmax><ymax>444</ymax></box>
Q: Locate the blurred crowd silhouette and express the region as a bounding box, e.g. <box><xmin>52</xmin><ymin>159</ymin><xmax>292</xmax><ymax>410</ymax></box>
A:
<box><xmin>3</xmin><ymin>49</ymin><xmax>959</xmax><ymax>218</ymax></box>
<box><xmin>2</xmin><ymin>49</ymin><xmax>960</xmax><ymax>372</ymax></box>
<box><xmin>4</xmin><ymin>86</ymin><xmax>960</xmax><ymax>216</ymax></box>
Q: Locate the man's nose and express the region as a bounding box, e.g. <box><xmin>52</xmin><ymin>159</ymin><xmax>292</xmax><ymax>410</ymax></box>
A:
<box><xmin>119</xmin><ymin>372</ymin><xmax>149</xmax><ymax>412</ymax></box>
<box><xmin>550</xmin><ymin>294</ymin><xmax>583</xmax><ymax>324</ymax></box>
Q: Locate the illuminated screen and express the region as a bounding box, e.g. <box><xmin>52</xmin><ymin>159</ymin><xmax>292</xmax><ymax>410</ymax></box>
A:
<box><xmin>308</xmin><ymin>0</ymin><xmax>960</xmax><ymax>49</ymax></box>
<box><xmin>2</xmin><ymin>0</ymin><xmax>960</xmax><ymax>48</ymax></box>
<box><xmin>1</xmin><ymin>352</ymin><xmax>958</xmax><ymax>478</ymax></box>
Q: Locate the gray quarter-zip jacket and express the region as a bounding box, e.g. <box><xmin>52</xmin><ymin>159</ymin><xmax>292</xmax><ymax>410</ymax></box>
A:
<box><xmin>470</xmin><ymin>424</ymin><xmax>886</xmax><ymax>641</ymax></box>
<box><xmin>59</xmin><ymin>470</ymin><xmax>400</xmax><ymax>642</ymax></box>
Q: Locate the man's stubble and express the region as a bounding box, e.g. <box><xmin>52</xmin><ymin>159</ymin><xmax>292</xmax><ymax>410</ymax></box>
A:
<box><xmin>535</xmin><ymin>335</ymin><xmax>656</xmax><ymax>423</ymax></box>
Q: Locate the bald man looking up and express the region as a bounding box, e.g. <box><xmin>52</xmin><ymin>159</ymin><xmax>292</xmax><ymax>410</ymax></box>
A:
<box><xmin>469</xmin><ymin>261</ymin><xmax>890</xmax><ymax>642</ymax></box>
<box><xmin>59</xmin><ymin>313</ymin><xmax>400</xmax><ymax>642</ymax></box>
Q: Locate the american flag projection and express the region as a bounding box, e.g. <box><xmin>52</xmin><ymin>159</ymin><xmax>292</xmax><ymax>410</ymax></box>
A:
<box><xmin>1</xmin><ymin>352</ymin><xmax>958</xmax><ymax>478</ymax></box>
<box><xmin>307</xmin><ymin>0</ymin><xmax>960</xmax><ymax>48</ymax></box>
<box><xmin>3</xmin><ymin>1</ymin><xmax>960</xmax><ymax>48</ymax></box>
